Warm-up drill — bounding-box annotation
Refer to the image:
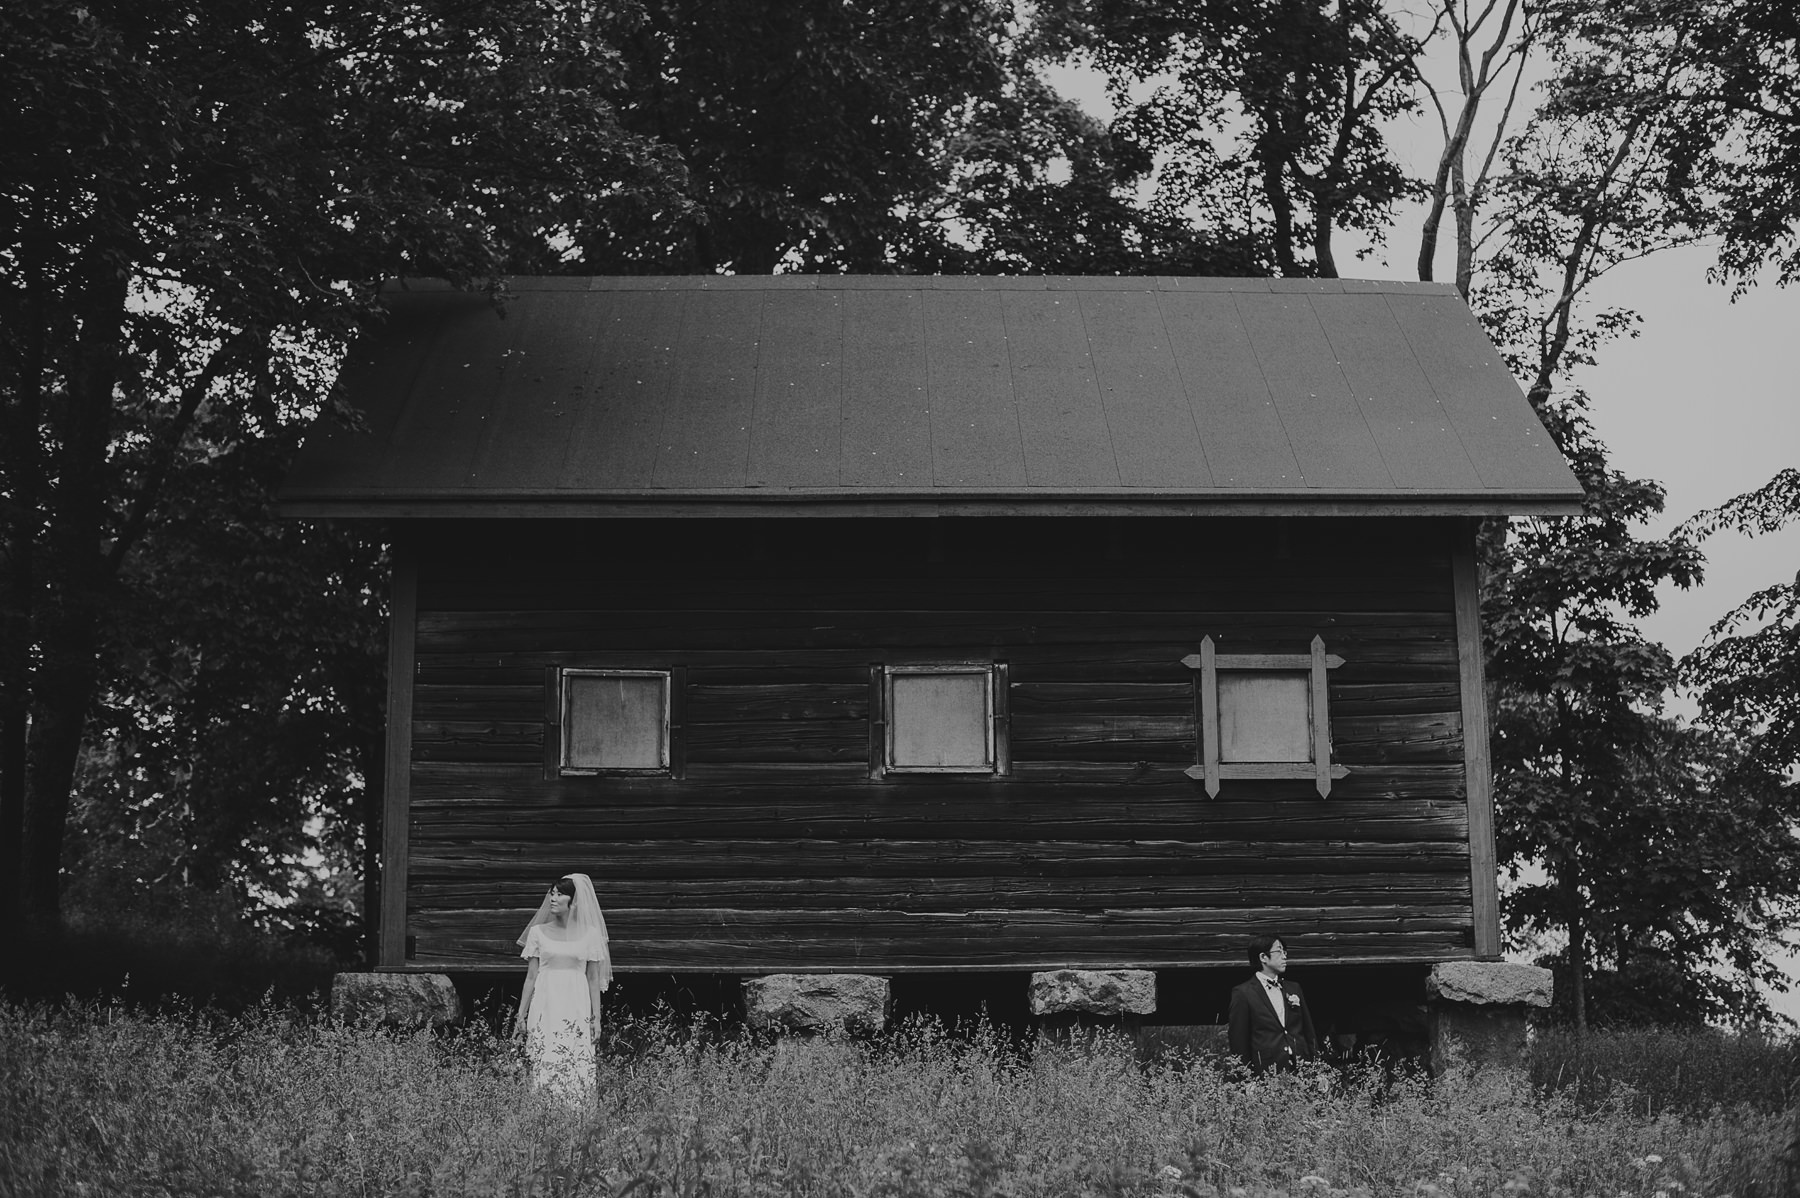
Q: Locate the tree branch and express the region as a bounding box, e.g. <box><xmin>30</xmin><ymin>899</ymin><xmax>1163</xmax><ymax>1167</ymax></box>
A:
<box><xmin>104</xmin><ymin>330</ymin><xmax>258</xmax><ymax>576</ymax></box>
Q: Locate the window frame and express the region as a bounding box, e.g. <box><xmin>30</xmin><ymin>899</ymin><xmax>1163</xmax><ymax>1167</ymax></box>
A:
<box><xmin>1181</xmin><ymin>636</ymin><xmax>1348</xmax><ymax>798</ymax></box>
<box><xmin>871</xmin><ymin>661</ymin><xmax>1009</xmax><ymax>777</ymax></box>
<box><xmin>555</xmin><ymin>667</ymin><xmax>674</xmax><ymax>776</ymax></box>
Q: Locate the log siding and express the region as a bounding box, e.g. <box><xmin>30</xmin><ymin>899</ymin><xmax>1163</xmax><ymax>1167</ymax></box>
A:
<box><xmin>399</xmin><ymin>516</ymin><xmax>1477</xmax><ymax>971</ymax></box>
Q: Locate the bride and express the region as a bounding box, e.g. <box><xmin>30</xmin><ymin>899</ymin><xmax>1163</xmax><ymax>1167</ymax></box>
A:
<box><xmin>513</xmin><ymin>873</ymin><xmax>611</xmax><ymax>1104</ymax></box>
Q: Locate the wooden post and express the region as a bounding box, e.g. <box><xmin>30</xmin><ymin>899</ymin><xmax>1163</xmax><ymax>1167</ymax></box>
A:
<box><xmin>668</xmin><ymin>664</ymin><xmax>687</xmax><ymax>779</ymax></box>
<box><xmin>1310</xmin><ymin>635</ymin><xmax>1331</xmax><ymax>799</ymax></box>
<box><xmin>379</xmin><ymin>549</ymin><xmax>418</xmax><ymax>969</ymax></box>
<box><xmin>1199</xmin><ymin>637</ymin><xmax>1219</xmax><ymax>798</ymax></box>
<box><xmin>992</xmin><ymin>661</ymin><xmax>1011</xmax><ymax>776</ymax></box>
<box><xmin>542</xmin><ymin>666</ymin><xmax>562</xmax><ymax>780</ymax></box>
<box><xmin>1453</xmin><ymin>526</ymin><xmax>1501</xmax><ymax>959</ymax></box>
<box><xmin>867</xmin><ymin>664</ymin><xmax>886</xmax><ymax>781</ymax></box>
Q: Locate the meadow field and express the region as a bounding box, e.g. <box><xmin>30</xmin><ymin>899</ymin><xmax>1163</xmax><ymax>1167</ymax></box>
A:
<box><xmin>1</xmin><ymin>999</ymin><xmax>1794</xmax><ymax>1198</ymax></box>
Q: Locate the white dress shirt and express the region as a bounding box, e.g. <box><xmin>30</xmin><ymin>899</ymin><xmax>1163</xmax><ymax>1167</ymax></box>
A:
<box><xmin>1260</xmin><ymin>974</ymin><xmax>1286</xmax><ymax>1027</ymax></box>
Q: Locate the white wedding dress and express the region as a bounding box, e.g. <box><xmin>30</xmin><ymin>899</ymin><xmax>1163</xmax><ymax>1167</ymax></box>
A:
<box><xmin>520</xmin><ymin>924</ymin><xmax>598</xmax><ymax>1103</ymax></box>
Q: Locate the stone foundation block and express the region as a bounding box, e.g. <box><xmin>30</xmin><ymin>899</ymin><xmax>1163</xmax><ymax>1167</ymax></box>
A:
<box><xmin>1425</xmin><ymin>961</ymin><xmax>1552</xmax><ymax>1074</ymax></box>
<box><xmin>1028</xmin><ymin>969</ymin><xmax>1157</xmax><ymax>1017</ymax></box>
<box><xmin>1426</xmin><ymin>961</ymin><xmax>1553</xmax><ymax>1009</ymax></box>
<box><xmin>743</xmin><ymin>974</ymin><xmax>891</xmax><ymax>1035</ymax></box>
<box><xmin>331</xmin><ymin>972</ymin><xmax>462</xmax><ymax>1030</ymax></box>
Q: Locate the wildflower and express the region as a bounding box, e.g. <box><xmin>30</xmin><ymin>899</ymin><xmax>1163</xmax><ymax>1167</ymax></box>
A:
<box><xmin>1160</xmin><ymin>1165</ymin><xmax>1184</xmax><ymax>1181</ymax></box>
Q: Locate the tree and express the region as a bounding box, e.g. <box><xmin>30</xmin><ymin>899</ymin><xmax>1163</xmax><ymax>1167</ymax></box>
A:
<box><xmin>1410</xmin><ymin>0</ymin><xmax>1537</xmax><ymax>295</ymax></box>
<box><xmin>1683</xmin><ymin>469</ymin><xmax>1800</xmax><ymax>779</ymax></box>
<box><xmin>1606</xmin><ymin>0</ymin><xmax>1800</xmax><ymax>288</ymax></box>
<box><xmin>1420</xmin><ymin>0</ymin><xmax>1800</xmax><ymax>1025</ymax></box>
<box><xmin>1482</xmin><ymin>403</ymin><xmax>1712</xmax><ymax>1027</ymax></box>
<box><xmin>66</xmin><ymin>427</ymin><xmax>389</xmax><ymax>956</ymax></box>
<box><xmin>1039</xmin><ymin>0</ymin><xmax>1424</xmax><ymax>278</ymax></box>
<box><xmin>0</xmin><ymin>0</ymin><xmax>683</xmax><ymax>934</ymax></box>
<box><xmin>569</xmin><ymin>0</ymin><xmax>1221</xmax><ymax>277</ymax></box>
<box><xmin>911</xmin><ymin>53</ymin><xmax>1259</xmax><ymax>276</ymax></box>
<box><xmin>1563</xmin><ymin>727</ymin><xmax>1799</xmax><ymax>1026</ymax></box>
<box><xmin>2</xmin><ymin>0</ymin><xmax>1222</xmax><ymax>948</ymax></box>
<box><xmin>571</xmin><ymin>0</ymin><xmax>1013</xmax><ymax>274</ymax></box>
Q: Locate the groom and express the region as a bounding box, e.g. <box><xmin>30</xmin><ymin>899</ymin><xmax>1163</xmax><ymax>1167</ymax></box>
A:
<box><xmin>1227</xmin><ymin>935</ymin><xmax>1318</xmax><ymax>1074</ymax></box>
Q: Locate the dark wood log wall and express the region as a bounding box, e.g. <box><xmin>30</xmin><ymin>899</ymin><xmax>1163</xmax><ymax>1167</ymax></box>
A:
<box><xmin>400</xmin><ymin>516</ymin><xmax>1475</xmax><ymax>972</ymax></box>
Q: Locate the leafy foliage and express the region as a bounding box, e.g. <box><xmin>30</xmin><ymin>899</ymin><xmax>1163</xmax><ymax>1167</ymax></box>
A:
<box><xmin>1045</xmin><ymin>0</ymin><xmax>1424</xmax><ymax>277</ymax></box>
<box><xmin>570</xmin><ymin>0</ymin><xmax>1228</xmax><ymax>277</ymax></box>
<box><xmin>0</xmin><ymin>0</ymin><xmax>683</xmax><ymax>932</ymax></box>
<box><xmin>570</xmin><ymin>0</ymin><xmax>1013</xmax><ymax>273</ymax></box>
<box><xmin>1472</xmin><ymin>1</ymin><xmax>1717</xmax><ymax>409</ymax></box>
<box><xmin>1478</xmin><ymin>384</ymin><xmax>1800</xmax><ymax>1030</ymax></box>
<box><xmin>1454</xmin><ymin>0</ymin><xmax>1800</xmax><ymax>1027</ymax></box>
<box><xmin>68</xmin><ymin>436</ymin><xmax>387</xmax><ymax>945</ymax></box>
<box><xmin>1608</xmin><ymin>0</ymin><xmax>1800</xmax><ymax>287</ymax></box>
<box><xmin>1682</xmin><ymin>469</ymin><xmax>1800</xmax><ymax>778</ymax></box>
<box><xmin>1479</xmin><ymin>418</ymin><xmax>1777</xmax><ymax>1025</ymax></box>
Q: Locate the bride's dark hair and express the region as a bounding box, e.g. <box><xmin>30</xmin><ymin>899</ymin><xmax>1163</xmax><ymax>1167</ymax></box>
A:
<box><xmin>553</xmin><ymin>877</ymin><xmax>577</xmax><ymax>899</ymax></box>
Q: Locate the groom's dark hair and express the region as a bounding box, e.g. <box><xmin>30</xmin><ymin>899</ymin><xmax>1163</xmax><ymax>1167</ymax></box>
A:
<box><xmin>1246</xmin><ymin>935</ymin><xmax>1283</xmax><ymax>971</ymax></box>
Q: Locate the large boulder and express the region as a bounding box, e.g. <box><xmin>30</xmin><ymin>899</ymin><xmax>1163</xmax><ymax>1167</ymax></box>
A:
<box><xmin>331</xmin><ymin>972</ymin><xmax>462</xmax><ymax>1030</ymax></box>
<box><xmin>1426</xmin><ymin>961</ymin><xmax>1553</xmax><ymax>1008</ymax></box>
<box><xmin>1028</xmin><ymin>969</ymin><xmax>1157</xmax><ymax>1017</ymax></box>
<box><xmin>743</xmin><ymin>974</ymin><xmax>891</xmax><ymax>1036</ymax></box>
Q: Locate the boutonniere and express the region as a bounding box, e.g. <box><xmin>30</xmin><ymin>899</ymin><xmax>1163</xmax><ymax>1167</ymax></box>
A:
<box><xmin>1286</xmin><ymin>994</ymin><xmax>1301</xmax><ymax>1008</ymax></box>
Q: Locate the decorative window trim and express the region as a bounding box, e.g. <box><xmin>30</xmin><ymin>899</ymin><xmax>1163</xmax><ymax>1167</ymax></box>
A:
<box><xmin>1180</xmin><ymin>636</ymin><xmax>1348</xmax><ymax>798</ymax></box>
<box><xmin>552</xmin><ymin>667</ymin><xmax>676</xmax><ymax>777</ymax></box>
<box><xmin>869</xmin><ymin>661</ymin><xmax>1010</xmax><ymax>778</ymax></box>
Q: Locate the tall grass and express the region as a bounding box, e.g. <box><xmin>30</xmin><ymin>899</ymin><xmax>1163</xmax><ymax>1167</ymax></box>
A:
<box><xmin>1527</xmin><ymin>1025</ymin><xmax>1799</xmax><ymax>1116</ymax></box>
<box><xmin>1</xmin><ymin>1000</ymin><xmax>1791</xmax><ymax>1197</ymax></box>
<box><xmin>0</xmin><ymin>911</ymin><xmax>347</xmax><ymax>1012</ymax></box>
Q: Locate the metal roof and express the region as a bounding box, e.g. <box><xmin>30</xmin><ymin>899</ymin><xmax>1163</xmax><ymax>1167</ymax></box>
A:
<box><xmin>280</xmin><ymin>276</ymin><xmax>1584</xmax><ymax>518</ymax></box>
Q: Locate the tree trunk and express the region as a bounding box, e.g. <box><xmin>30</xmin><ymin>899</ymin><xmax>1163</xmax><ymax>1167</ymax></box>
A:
<box><xmin>1566</xmin><ymin>877</ymin><xmax>1588</xmax><ymax>1033</ymax></box>
<box><xmin>361</xmin><ymin>729</ymin><xmax>384</xmax><ymax>968</ymax></box>
<box><xmin>1452</xmin><ymin>164</ymin><xmax>1476</xmax><ymax>300</ymax></box>
<box><xmin>0</xmin><ymin>569</ymin><xmax>28</xmax><ymax>925</ymax></box>
<box><xmin>0</xmin><ymin>251</ymin><xmax>48</xmax><ymax>927</ymax></box>
<box><xmin>1312</xmin><ymin>197</ymin><xmax>1339</xmax><ymax>278</ymax></box>
<box><xmin>1258</xmin><ymin>132</ymin><xmax>1300</xmax><ymax>277</ymax></box>
<box><xmin>19</xmin><ymin>619</ymin><xmax>99</xmax><ymax>934</ymax></box>
<box><xmin>17</xmin><ymin>266</ymin><xmax>129</xmax><ymax>936</ymax></box>
<box><xmin>1416</xmin><ymin>0</ymin><xmax>1531</xmax><ymax>297</ymax></box>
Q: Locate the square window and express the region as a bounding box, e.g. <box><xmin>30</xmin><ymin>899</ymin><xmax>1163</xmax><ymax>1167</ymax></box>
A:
<box><xmin>1181</xmin><ymin>636</ymin><xmax>1347</xmax><ymax>798</ymax></box>
<box><xmin>561</xmin><ymin>670</ymin><xmax>669</xmax><ymax>773</ymax></box>
<box><xmin>885</xmin><ymin>666</ymin><xmax>994</xmax><ymax>772</ymax></box>
<box><xmin>1218</xmin><ymin>671</ymin><xmax>1312</xmax><ymax>763</ymax></box>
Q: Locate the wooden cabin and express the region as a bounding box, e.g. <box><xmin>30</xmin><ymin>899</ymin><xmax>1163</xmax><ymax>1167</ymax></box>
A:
<box><xmin>280</xmin><ymin>275</ymin><xmax>1582</xmax><ymax>992</ymax></box>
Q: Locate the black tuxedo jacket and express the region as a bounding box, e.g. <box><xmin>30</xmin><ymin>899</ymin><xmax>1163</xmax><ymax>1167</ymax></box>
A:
<box><xmin>1227</xmin><ymin>974</ymin><xmax>1318</xmax><ymax>1074</ymax></box>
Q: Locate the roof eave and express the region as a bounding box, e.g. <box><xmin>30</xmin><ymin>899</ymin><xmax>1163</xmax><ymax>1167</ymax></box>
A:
<box><xmin>278</xmin><ymin>490</ymin><xmax>1587</xmax><ymax>520</ymax></box>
